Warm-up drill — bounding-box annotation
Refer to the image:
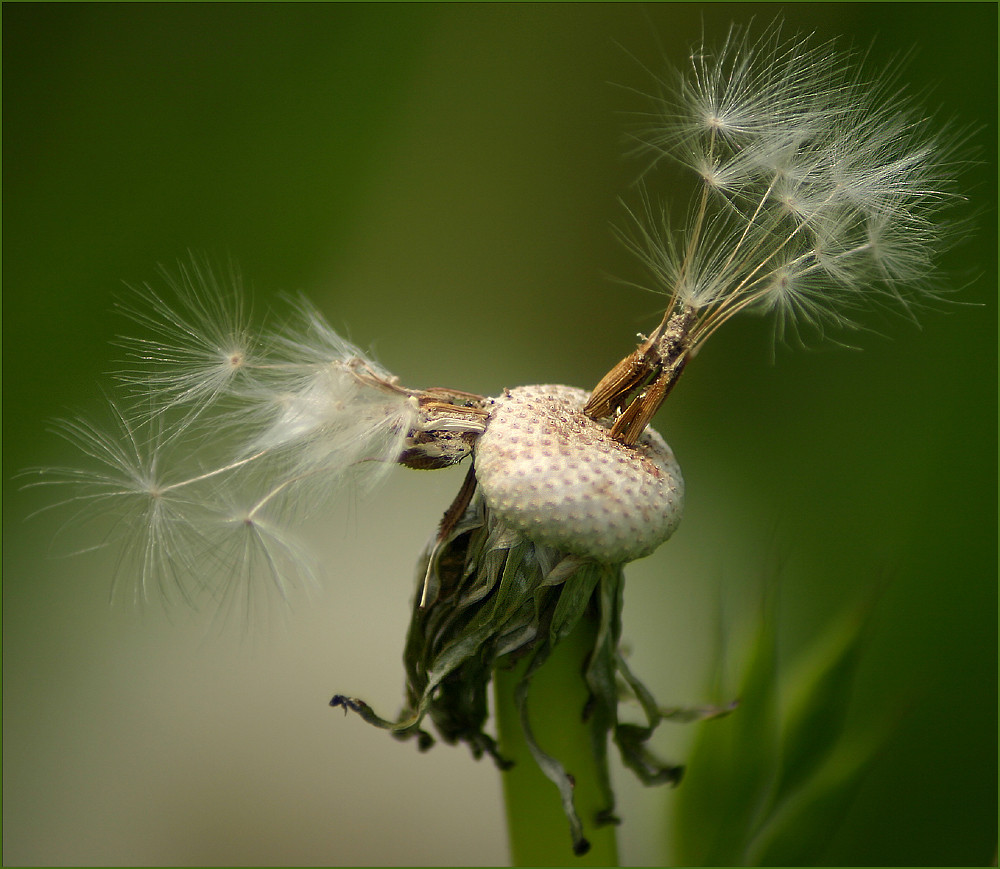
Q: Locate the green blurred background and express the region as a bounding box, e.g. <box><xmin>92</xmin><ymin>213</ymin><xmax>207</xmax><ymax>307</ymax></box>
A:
<box><xmin>3</xmin><ymin>3</ymin><xmax>995</xmax><ymax>865</ymax></box>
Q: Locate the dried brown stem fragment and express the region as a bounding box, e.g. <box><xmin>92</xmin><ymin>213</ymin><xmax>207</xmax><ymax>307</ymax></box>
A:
<box><xmin>584</xmin><ymin>306</ymin><xmax>697</xmax><ymax>445</ymax></box>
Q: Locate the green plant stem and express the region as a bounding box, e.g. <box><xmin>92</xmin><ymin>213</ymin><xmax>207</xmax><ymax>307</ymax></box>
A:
<box><xmin>494</xmin><ymin>609</ymin><xmax>619</xmax><ymax>866</ymax></box>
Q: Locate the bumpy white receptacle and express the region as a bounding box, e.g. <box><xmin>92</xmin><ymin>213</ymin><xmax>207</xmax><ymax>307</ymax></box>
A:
<box><xmin>473</xmin><ymin>384</ymin><xmax>683</xmax><ymax>563</ymax></box>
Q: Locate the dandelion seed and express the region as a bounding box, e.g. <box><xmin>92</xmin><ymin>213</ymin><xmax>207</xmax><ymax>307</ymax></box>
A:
<box><xmin>33</xmin><ymin>407</ymin><xmax>214</xmax><ymax>607</ymax></box>
<box><xmin>115</xmin><ymin>256</ymin><xmax>263</xmax><ymax>427</ymax></box>
<box><xmin>201</xmin><ymin>505</ymin><xmax>322</xmax><ymax>628</ymax></box>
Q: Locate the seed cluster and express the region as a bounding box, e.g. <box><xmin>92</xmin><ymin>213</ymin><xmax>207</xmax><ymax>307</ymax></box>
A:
<box><xmin>474</xmin><ymin>384</ymin><xmax>684</xmax><ymax>563</ymax></box>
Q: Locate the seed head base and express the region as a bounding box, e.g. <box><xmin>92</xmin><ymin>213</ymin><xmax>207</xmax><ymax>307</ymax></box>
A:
<box><xmin>475</xmin><ymin>385</ymin><xmax>684</xmax><ymax>563</ymax></box>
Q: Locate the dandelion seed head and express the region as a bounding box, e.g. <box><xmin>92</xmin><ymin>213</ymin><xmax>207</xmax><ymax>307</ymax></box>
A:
<box><xmin>35</xmin><ymin>20</ymin><xmax>973</xmax><ymax>630</ymax></box>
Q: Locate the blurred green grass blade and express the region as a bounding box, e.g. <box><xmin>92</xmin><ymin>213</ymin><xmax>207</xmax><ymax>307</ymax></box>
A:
<box><xmin>745</xmin><ymin>727</ymin><xmax>887</xmax><ymax>865</ymax></box>
<box><xmin>774</xmin><ymin>603</ymin><xmax>871</xmax><ymax>803</ymax></box>
<box><xmin>672</xmin><ymin>593</ymin><xmax>781</xmax><ymax>865</ymax></box>
<box><xmin>673</xmin><ymin>589</ymin><xmax>888</xmax><ymax>866</ymax></box>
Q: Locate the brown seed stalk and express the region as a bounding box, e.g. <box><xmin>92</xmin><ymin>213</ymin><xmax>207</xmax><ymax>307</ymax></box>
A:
<box><xmin>584</xmin><ymin>306</ymin><xmax>697</xmax><ymax>445</ymax></box>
